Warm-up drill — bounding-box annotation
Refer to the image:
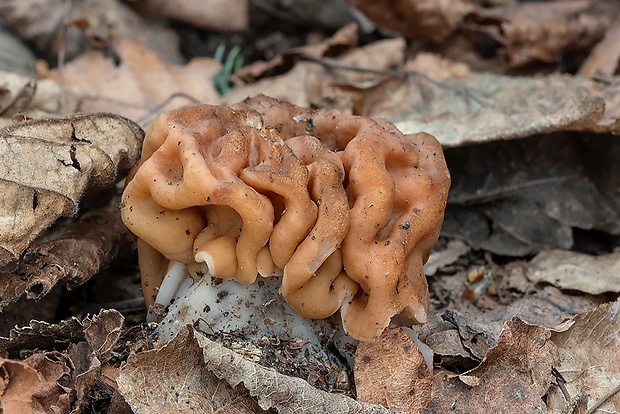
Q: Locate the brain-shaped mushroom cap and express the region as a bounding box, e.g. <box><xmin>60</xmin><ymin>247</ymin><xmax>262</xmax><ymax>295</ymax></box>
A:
<box><xmin>121</xmin><ymin>95</ymin><xmax>450</xmax><ymax>342</ymax></box>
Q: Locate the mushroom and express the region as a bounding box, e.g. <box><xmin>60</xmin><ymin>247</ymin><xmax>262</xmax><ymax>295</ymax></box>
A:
<box><xmin>121</xmin><ymin>95</ymin><xmax>450</xmax><ymax>342</ymax></box>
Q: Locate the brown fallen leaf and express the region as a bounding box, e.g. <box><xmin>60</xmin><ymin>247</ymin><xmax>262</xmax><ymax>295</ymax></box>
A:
<box><xmin>0</xmin><ymin>356</ymin><xmax>40</xmax><ymax>414</ymax></box>
<box><xmin>145</xmin><ymin>0</ymin><xmax>248</xmax><ymax>32</ymax></box>
<box><xmin>0</xmin><ymin>202</ymin><xmax>135</xmax><ymax>315</ymax></box>
<box><xmin>358</xmin><ymin>73</ymin><xmax>605</xmax><ymax>144</ymax></box>
<box><xmin>347</xmin><ymin>0</ymin><xmax>475</xmax><ymax>43</ymax></box>
<box><xmin>442</xmin><ymin>133</ymin><xmax>620</xmax><ymax>256</ymax></box>
<box><xmin>0</xmin><ymin>70</ymin><xmax>80</xmax><ymax>128</ymax></box>
<box><xmin>0</xmin><ymin>0</ymin><xmax>181</xmax><ymax>63</ymax></box>
<box><xmin>118</xmin><ymin>325</ymin><xmax>400</xmax><ymax>414</ymax></box>
<box><xmin>424</xmin><ymin>240</ymin><xmax>470</xmax><ymax>276</ymax></box>
<box><xmin>547</xmin><ymin>299</ymin><xmax>620</xmax><ymax>413</ymax></box>
<box><xmin>47</xmin><ymin>37</ymin><xmax>222</xmax><ymax>123</ymax></box>
<box><xmin>0</xmin><ymin>317</ymin><xmax>85</xmax><ymax>355</ymax></box>
<box><xmin>525</xmin><ymin>249</ymin><xmax>620</xmax><ymax>295</ymax></box>
<box><xmin>24</xmin><ymin>352</ymin><xmax>73</xmax><ymax>414</ymax></box>
<box><xmin>117</xmin><ymin>325</ymin><xmax>269</xmax><ymax>414</ymax></box>
<box><xmin>354</xmin><ymin>327</ymin><xmax>432</xmax><ymax>413</ymax></box>
<box><xmin>224</xmin><ymin>36</ymin><xmax>404</xmax><ymax>109</ymax></box>
<box><xmin>70</xmin><ymin>309</ymin><xmax>125</xmax><ymax>412</ymax></box>
<box><xmin>479</xmin><ymin>1</ymin><xmax>618</xmax><ymax>69</ymax></box>
<box><xmin>428</xmin><ymin>318</ymin><xmax>559</xmax><ymax>413</ymax></box>
<box><xmin>579</xmin><ymin>11</ymin><xmax>620</xmax><ymax>77</ymax></box>
<box><xmin>234</xmin><ymin>23</ymin><xmax>359</xmax><ymax>83</ymax></box>
<box><xmin>0</xmin><ymin>113</ymin><xmax>142</xmax><ymax>268</ymax></box>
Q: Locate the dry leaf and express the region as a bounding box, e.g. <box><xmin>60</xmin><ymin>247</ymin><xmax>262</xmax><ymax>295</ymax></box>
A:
<box><xmin>579</xmin><ymin>12</ymin><xmax>620</xmax><ymax>77</ymax></box>
<box><xmin>234</xmin><ymin>23</ymin><xmax>359</xmax><ymax>83</ymax></box>
<box><xmin>119</xmin><ymin>325</ymin><xmax>400</xmax><ymax>414</ymax></box>
<box><xmin>0</xmin><ymin>356</ymin><xmax>40</xmax><ymax>414</ymax></box>
<box><xmin>117</xmin><ymin>325</ymin><xmax>269</xmax><ymax>414</ymax></box>
<box><xmin>0</xmin><ymin>0</ymin><xmax>181</xmax><ymax>63</ymax></box>
<box><xmin>145</xmin><ymin>0</ymin><xmax>248</xmax><ymax>32</ymax></box>
<box><xmin>526</xmin><ymin>249</ymin><xmax>620</xmax><ymax>295</ymax></box>
<box><xmin>479</xmin><ymin>1</ymin><xmax>618</xmax><ymax>69</ymax></box>
<box><xmin>70</xmin><ymin>309</ymin><xmax>125</xmax><ymax>412</ymax></box>
<box><xmin>0</xmin><ymin>203</ymin><xmax>136</xmax><ymax>310</ymax></box>
<box><xmin>0</xmin><ymin>70</ymin><xmax>80</xmax><ymax>127</ymax></box>
<box><xmin>358</xmin><ymin>73</ymin><xmax>605</xmax><ymax>144</ymax></box>
<box><xmin>24</xmin><ymin>352</ymin><xmax>73</xmax><ymax>414</ymax></box>
<box><xmin>424</xmin><ymin>240</ymin><xmax>470</xmax><ymax>276</ymax></box>
<box><xmin>548</xmin><ymin>299</ymin><xmax>620</xmax><ymax>413</ymax></box>
<box><xmin>442</xmin><ymin>134</ymin><xmax>620</xmax><ymax>255</ymax></box>
<box><xmin>355</xmin><ymin>327</ymin><xmax>432</xmax><ymax>413</ymax></box>
<box><xmin>0</xmin><ymin>318</ymin><xmax>85</xmax><ymax>355</ymax></box>
<box><xmin>48</xmin><ymin>37</ymin><xmax>221</xmax><ymax>123</ymax></box>
<box><xmin>428</xmin><ymin>318</ymin><xmax>559</xmax><ymax>413</ymax></box>
<box><xmin>224</xmin><ymin>35</ymin><xmax>404</xmax><ymax>110</ymax></box>
<box><xmin>348</xmin><ymin>0</ymin><xmax>475</xmax><ymax>43</ymax></box>
<box><xmin>0</xmin><ymin>113</ymin><xmax>142</xmax><ymax>268</ymax></box>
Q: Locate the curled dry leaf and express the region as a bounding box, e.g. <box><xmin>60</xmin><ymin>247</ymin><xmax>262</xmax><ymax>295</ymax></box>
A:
<box><xmin>547</xmin><ymin>299</ymin><xmax>620</xmax><ymax>413</ymax></box>
<box><xmin>0</xmin><ymin>203</ymin><xmax>136</xmax><ymax>311</ymax></box>
<box><xmin>428</xmin><ymin>318</ymin><xmax>559</xmax><ymax>413</ymax></box>
<box><xmin>526</xmin><ymin>249</ymin><xmax>620</xmax><ymax>295</ymax></box>
<box><xmin>354</xmin><ymin>327</ymin><xmax>432</xmax><ymax>413</ymax></box>
<box><xmin>119</xmin><ymin>325</ymin><xmax>400</xmax><ymax>414</ymax></box>
<box><xmin>0</xmin><ymin>112</ymin><xmax>143</xmax><ymax>268</ymax></box>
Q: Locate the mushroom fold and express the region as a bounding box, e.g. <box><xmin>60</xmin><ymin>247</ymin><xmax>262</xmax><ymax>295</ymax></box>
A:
<box><xmin>121</xmin><ymin>95</ymin><xmax>450</xmax><ymax>342</ymax></box>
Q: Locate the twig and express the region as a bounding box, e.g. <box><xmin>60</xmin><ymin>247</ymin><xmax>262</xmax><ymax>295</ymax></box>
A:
<box><xmin>136</xmin><ymin>92</ymin><xmax>202</xmax><ymax>127</ymax></box>
<box><xmin>299</xmin><ymin>53</ymin><xmax>402</xmax><ymax>76</ymax></box>
<box><xmin>552</xmin><ymin>367</ymin><xmax>571</xmax><ymax>402</ymax></box>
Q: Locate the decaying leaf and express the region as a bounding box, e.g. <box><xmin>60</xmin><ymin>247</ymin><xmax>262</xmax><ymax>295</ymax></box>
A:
<box><xmin>24</xmin><ymin>352</ymin><xmax>73</xmax><ymax>414</ymax></box>
<box><xmin>118</xmin><ymin>325</ymin><xmax>271</xmax><ymax>414</ymax></box>
<box><xmin>119</xmin><ymin>325</ymin><xmax>399</xmax><ymax>414</ymax></box>
<box><xmin>0</xmin><ymin>317</ymin><xmax>84</xmax><ymax>355</ymax></box>
<box><xmin>547</xmin><ymin>299</ymin><xmax>620</xmax><ymax>413</ymax></box>
<box><xmin>354</xmin><ymin>327</ymin><xmax>432</xmax><ymax>413</ymax></box>
<box><xmin>47</xmin><ymin>37</ymin><xmax>222</xmax><ymax>123</ymax></box>
<box><xmin>0</xmin><ymin>112</ymin><xmax>143</xmax><ymax>267</ymax></box>
<box><xmin>428</xmin><ymin>318</ymin><xmax>559</xmax><ymax>413</ymax></box>
<box><xmin>442</xmin><ymin>134</ymin><xmax>620</xmax><ymax>255</ymax></box>
<box><xmin>526</xmin><ymin>249</ymin><xmax>620</xmax><ymax>295</ymax></box>
<box><xmin>0</xmin><ymin>356</ymin><xmax>40</xmax><ymax>414</ymax></box>
<box><xmin>70</xmin><ymin>309</ymin><xmax>125</xmax><ymax>412</ymax></box>
<box><xmin>0</xmin><ymin>203</ymin><xmax>136</xmax><ymax>311</ymax></box>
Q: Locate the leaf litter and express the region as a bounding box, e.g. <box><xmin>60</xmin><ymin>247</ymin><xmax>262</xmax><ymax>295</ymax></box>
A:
<box><xmin>0</xmin><ymin>0</ymin><xmax>620</xmax><ymax>413</ymax></box>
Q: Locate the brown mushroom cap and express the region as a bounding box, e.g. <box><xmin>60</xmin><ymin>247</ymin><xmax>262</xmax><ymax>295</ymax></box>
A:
<box><xmin>120</xmin><ymin>95</ymin><xmax>450</xmax><ymax>342</ymax></box>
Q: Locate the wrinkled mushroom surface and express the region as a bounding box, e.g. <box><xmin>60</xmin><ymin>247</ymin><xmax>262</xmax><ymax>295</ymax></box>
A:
<box><xmin>121</xmin><ymin>95</ymin><xmax>450</xmax><ymax>342</ymax></box>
